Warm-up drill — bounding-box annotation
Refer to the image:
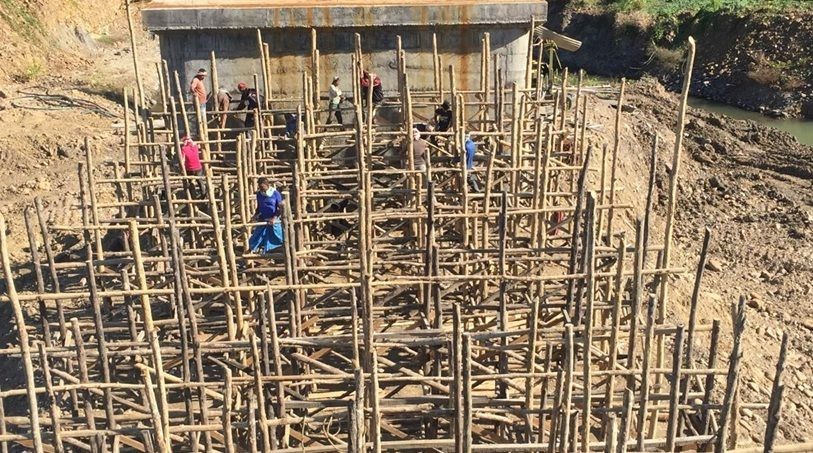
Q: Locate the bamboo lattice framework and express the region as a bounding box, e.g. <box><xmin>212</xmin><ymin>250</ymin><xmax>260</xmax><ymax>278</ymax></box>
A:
<box><xmin>0</xmin><ymin>28</ymin><xmax>795</xmax><ymax>453</ymax></box>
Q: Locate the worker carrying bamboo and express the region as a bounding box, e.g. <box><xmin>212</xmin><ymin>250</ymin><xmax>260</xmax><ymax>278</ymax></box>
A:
<box><xmin>327</xmin><ymin>76</ymin><xmax>345</xmax><ymax>126</ymax></box>
<box><xmin>180</xmin><ymin>135</ymin><xmax>207</xmax><ymax>199</ymax></box>
<box><xmin>189</xmin><ymin>68</ymin><xmax>209</xmax><ymax>136</ymax></box>
<box><xmin>236</xmin><ymin>82</ymin><xmax>259</xmax><ymax>141</ymax></box>
<box><xmin>248</xmin><ymin>177</ymin><xmax>285</xmax><ymax>254</ymax></box>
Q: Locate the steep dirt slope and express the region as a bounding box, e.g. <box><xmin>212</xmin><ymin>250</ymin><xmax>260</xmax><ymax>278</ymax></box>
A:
<box><xmin>0</xmin><ymin>0</ymin><xmax>158</xmax><ymax>265</ymax></box>
<box><xmin>583</xmin><ymin>77</ymin><xmax>813</xmax><ymax>445</ymax></box>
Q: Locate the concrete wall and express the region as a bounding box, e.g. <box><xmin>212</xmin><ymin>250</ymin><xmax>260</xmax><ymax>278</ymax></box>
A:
<box><xmin>159</xmin><ymin>24</ymin><xmax>531</xmax><ymax>103</ymax></box>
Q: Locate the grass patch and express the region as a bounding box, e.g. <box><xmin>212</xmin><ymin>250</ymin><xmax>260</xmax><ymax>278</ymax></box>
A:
<box><xmin>15</xmin><ymin>59</ymin><xmax>44</xmax><ymax>83</ymax></box>
<box><xmin>602</xmin><ymin>0</ymin><xmax>813</xmax><ymax>15</ymax></box>
<box><xmin>0</xmin><ymin>0</ymin><xmax>44</xmax><ymax>42</ymax></box>
<box><xmin>747</xmin><ymin>52</ymin><xmax>807</xmax><ymax>90</ymax></box>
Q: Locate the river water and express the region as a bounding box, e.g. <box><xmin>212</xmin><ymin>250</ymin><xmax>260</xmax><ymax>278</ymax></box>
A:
<box><xmin>689</xmin><ymin>96</ymin><xmax>813</xmax><ymax>147</ymax></box>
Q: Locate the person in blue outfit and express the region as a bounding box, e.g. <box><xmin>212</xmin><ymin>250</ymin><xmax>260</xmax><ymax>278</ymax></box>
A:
<box><xmin>248</xmin><ymin>177</ymin><xmax>285</xmax><ymax>254</ymax></box>
<box><xmin>464</xmin><ymin>133</ymin><xmax>480</xmax><ymax>193</ymax></box>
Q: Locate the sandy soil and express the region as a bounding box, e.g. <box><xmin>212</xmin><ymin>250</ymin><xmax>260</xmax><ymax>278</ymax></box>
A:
<box><xmin>0</xmin><ymin>1</ymin><xmax>159</xmax><ymax>267</ymax></box>
<box><xmin>585</xmin><ymin>77</ymin><xmax>813</xmax><ymax>445</ymax></box>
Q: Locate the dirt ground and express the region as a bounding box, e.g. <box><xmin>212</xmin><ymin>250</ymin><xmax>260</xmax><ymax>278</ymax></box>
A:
<box><xmin>585</xmin><ymin>77</ymin><xmax>813</xmax><ymax>445</ymax></box>
<box><xmin>0</xmin><ymin>1</ymin><xmax>159</xmax><ymax>267</ymax></box>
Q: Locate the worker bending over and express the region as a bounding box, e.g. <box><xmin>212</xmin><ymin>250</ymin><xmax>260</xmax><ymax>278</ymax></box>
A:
<box><xmin>236</xmin><ymin>82</ymin><xmax>259</xmax><ymax>141</ymax></box>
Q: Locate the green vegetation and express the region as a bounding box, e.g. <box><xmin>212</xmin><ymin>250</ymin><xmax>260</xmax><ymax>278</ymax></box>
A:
<box><xmin>0</xmin><ymin>0</ymin><xmax>44</xmax><ymax>42</ymax></box>
<box><xmin>746</xmin><ymin>52</ymin><xmax>806</xmax><ymax>90</ymax></box>
<box><xmin>575</xmin><ymin>0</ymin><xmax>812</xmax><ymax>50</ymax></box>
<box><xmin>576</xmin><ymin>0</ymin><xmax>812</xmax><ymax>15</ymax></box>
<box><xmin>17</xmin><ymin>59</ymin><xmax>44</xmax><ymax>82</ymax></box>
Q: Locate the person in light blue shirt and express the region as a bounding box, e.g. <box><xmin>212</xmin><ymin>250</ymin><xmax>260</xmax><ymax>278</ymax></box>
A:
<box><xmin>464</xmin><ymin>133</ymin><xmax>480</xmax><ymax>192</ymax></box>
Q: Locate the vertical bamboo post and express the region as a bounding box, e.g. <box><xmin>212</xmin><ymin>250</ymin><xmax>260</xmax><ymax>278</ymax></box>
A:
<box><xmin>604</xmin><ymin>237</ymin><xmax>626</xmax><ymax>415</ymax></box>
<box><xmin>249</xmin><ymin>332</ymin><xmax>274</xmax><ymax>452</ymax></box>
<box><xmin>129</xmin><ymin>220</ymin><xmax>172</xmax><ymax>452</ymax></box>
<box><xmin>351</xmin><ymin>368</ymin><xmax>366</xmax><ymax>452</ymax></box>
<box><xmin>462</xmin><ymin>334</ymin><xmax>473</xmax><ymax>452</ymax></box>
<box><xmin>605</xmin><ymin>79</ymin><xmax>625</xmax><ymax>242</ymax></box>
<box><xmin>432</xmin><ymin>33</ymin><xmax>440</xmax><ymax>95</ymax></box>
<box><xmin>559</xmin><ymin>324</ymin><xmax>575</xmax><ymax>453</ymax></box>
<box><xmin>702</xmin><ymin>320</ymin><xmax>721</xmax><ymax>434</ymax></box>
<box><xmin>715</xmin><ymin>297</ymin><xmax>747</xmax><ymax>453</ymax></box>
<box><xmin>123</xmin><ymin>88</ymin><xmax>132</xmax><ymax>173</ymax></box>
<box><xmin>453</xmin><ymin>303</ymin><xmax>464</xmax><ymax>452</ymax></box>
<box><xmin>222</xmin><ymin>368</ymin><xmax>235</xmax><ymax>452</ymax></box>
<box><xmin>0</xmin><ymin>214</ymin><xmax>43</xmax><ymax>453</ymax></box>
<box><xmin>636</xmin><ymin>294</ymin><xmax>659</xmax><ymax>451</ymax></box>
<box><xmin>525</xmin><ymin>296</ymin><xmax>540</xmax><ymax>443</ymax></box>
<box><xmin>525</xmin><ymin>16</ymin><xmax>537</xmax><ymax>89</ymax></box>
<box><xmin>140</xmin><ymin>365</ymin><xmax>169</xmax><ymax>453</ymax></box>
<box><xmin>764</xmin><ymin>332</ymin><xmax>789</xmax><ymax>453</ymax></box>
<box><xmin>86</xmin><ymin>259</ymin><xmax>117</xmax><ymax>435</ymax></box>
<box><xmin>70</xmin><ymin>318</ymin><xmax>101</xmax><ymax>451</ymax></box>
<box><xmin>665</xmin><ymin>326</ymin><xmax>685</xmax><ymax>452</ymax></box>
<box><xmin>157</xmin><ymin>61</ymin><xmax>168</xmax><ymax>112</ymax></box>
<box><xmin>125</xmin><ymin>0</ymin><xmax>145</xmax><ymax>108</ymax></box>
<box><xmin>617</xmin><ymin>388</ymin><xmax>634</xmax><ymax>453</ymax></box>
<box><xmin>371</xmin><ymin>351</ymin><xmax>382</xmax><ymax>453</ymax></box>
<box><xmin>580</xmin><ymin>192</ymin><xmax>597</xmax><ymax>453</ymax></box>
<box><xmin>36</xmin><ymin>342</ymin><xmax>64</xmax><ymax>451</ymax></box>
<box><xmin>258</xmin><ymin>29</ymin><xmax>270</xmax><ymax>105</ymax></box>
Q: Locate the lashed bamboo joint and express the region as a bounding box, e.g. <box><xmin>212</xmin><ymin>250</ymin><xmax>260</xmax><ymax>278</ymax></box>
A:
<box><xmin>0</xmin><ymin>30</ymin><xmax>793</xmax><ymax>453</ymax></box>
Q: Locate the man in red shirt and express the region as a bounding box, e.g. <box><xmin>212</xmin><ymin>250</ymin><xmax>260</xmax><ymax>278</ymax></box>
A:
<box><xmin>181</xmin><ymin>135</ymin><xmax>206</xmax><ymax>199</ymax></box>
<box><xmin>189</xmin><ymin>68</ymin><xmax>209</xmax><ymax>136</ymax></box>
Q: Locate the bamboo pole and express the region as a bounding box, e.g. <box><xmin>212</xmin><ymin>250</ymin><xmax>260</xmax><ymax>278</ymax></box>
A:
<box><xmin>0</xmin><ymin>214</ymin><xmax>43</xmax><ymax>453</ymax></box>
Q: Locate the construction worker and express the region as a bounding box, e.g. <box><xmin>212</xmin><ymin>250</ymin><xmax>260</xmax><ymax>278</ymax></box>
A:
<box><xmin>360</xmin><ymin>70</ymin><xmax>383</xmax><ymax>121</ymax></box>
<box><xmin>180</xmin><ymin>135</ymin><xmax>206</xmax><ymax>199</ymax></box>
<box><xmin>215</xmin><ymin>87</ymin><xmax>232</xmax><ymax>129</ymax></box>
<box><xmin>465</xmin><ymin>133</ymin><xmax>480</xmax><ymax>192</ymax></box>
<box><xmin>432</xmin><ymin>100</ymin><xmax>453</xmax><ymax>145</ymax></box>
<box><xmin>434</xmin><ymin>100</ymin><xmax>453</xmax><ymax>132</ymax></box>
<box><xmin>285</xmin><ymin>113</ymin><xmax>299</xmax><ymax>138</ymax></box>
<box><xmin>327</xmin><ymin>76</ymin><xmax>344</xmax><ymax>125</ymax></box>
<box><xmin>236</xmin><ymin>82</ymin><xmax>259</xmax><ymax>141</ymax></box>
<box><xmin>409</xmin><ymin>128</ymin><xmax>427</xmax><ymax>172</ymax></box>
<box><xmin>189</xmin><ymin>68</ymin><xmax>209</xmax><ymax>136</ymax></box>
<box><xmin>248</xmin><ymin>177</ymin><xmax>285</xmax><ymax>254</ymax></box>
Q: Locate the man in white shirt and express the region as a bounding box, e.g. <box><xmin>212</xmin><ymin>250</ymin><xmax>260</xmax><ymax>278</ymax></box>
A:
<box><xmin>327</xmin><ymin>76</ymin><xmax>344</xmax><ymax>125</ymax></box>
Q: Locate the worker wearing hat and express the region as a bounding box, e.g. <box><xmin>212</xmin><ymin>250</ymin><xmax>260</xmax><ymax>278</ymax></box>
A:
<box><xmin>236</xmin><ymin>81</ymin><xmax>259</xmax><ymax>140</ymax></box>
<box><xmin>188</xmin><ymin>68</ymin><xmax>209</xmax><ymax>136</ymax></box>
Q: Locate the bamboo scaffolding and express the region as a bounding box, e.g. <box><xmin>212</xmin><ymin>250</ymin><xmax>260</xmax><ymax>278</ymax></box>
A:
<box><xmin>0</xmin><ymin>33</ymin><xmax>793</xmax><ymax>453</ymax></box>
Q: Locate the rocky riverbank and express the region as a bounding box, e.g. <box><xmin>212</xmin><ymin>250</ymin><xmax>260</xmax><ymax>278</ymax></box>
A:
<box><xmin>547</xmin><ymin>1</ymin><xmax>813</xmax><ymax>118</ymax></box>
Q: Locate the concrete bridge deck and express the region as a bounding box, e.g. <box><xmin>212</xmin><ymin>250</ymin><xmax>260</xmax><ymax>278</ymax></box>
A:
<box><xmin>143</xmin><ymin>0</ymin><xmax>547</xmax><ymax>29</ymax></box>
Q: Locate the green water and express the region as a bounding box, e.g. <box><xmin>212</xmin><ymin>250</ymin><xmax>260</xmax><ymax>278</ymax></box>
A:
<box><xmin>689</xmin><ymin>96</ymin><xmax>813</xmax><ymax>147</ymax></box>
